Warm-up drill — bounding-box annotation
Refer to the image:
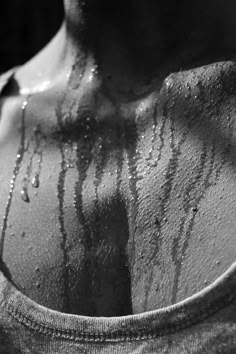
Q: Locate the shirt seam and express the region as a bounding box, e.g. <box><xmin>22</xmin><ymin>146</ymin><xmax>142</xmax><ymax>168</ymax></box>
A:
<box><xmin>6</xmin><ymin>294</ymin><xmax>235</xmax><ymax>343</ymax></box>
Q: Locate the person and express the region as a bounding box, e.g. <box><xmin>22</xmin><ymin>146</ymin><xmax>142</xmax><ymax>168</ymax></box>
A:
<box><xmin>0</xmin><ymin>0</ymin><xmax>236</xmax><ymax>352</ymax></box>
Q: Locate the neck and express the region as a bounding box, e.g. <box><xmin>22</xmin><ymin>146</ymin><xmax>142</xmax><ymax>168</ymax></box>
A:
<box><xmin>17</xmin><ymin>0</ymin><xmax>228</xmax><ymax>97</ymax></box>
<box><xmin>64</xmin><ymin>0</ymin><xmax>223</xmax><ymax>73</ymax></box>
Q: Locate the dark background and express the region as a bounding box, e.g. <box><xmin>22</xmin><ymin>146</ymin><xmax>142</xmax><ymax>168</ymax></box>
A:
<box><xmin>1</xmin><ymin>1</ymin><xmax>236</xmax><ymax>75</ymax></box>
<box><xmin>0</xmin><ymin>1</ymin><xmax>64</xmax><ymax>73</ymax></box>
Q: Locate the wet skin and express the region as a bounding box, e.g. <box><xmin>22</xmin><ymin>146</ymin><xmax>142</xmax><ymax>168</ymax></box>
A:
<box><xmin>0</xmin><ymin>59</ymin><xmax>236</xmax><ymax>316</ymax></box>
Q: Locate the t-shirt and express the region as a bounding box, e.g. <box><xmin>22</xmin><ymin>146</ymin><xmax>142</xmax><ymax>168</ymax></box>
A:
<box><xmin>0</xmin><ymin>259</ymin><xmax>236</xmax><ymax>353</ymax></box>
<box><xmin>0</xmin><ymin>69</ymin><xmax>236</xmax><ymax>354</ymax></box>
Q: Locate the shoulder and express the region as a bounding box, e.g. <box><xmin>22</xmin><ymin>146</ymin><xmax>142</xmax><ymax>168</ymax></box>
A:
<box><xmin>164</xmin><ymin>61</ymin><xmax>236</xmax><ymax>109</ymax></box>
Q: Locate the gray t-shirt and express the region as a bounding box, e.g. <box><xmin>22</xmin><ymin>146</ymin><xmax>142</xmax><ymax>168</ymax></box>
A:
<box><xmin>0</xmin><ymin>69</ymin><xmax>236</xmax><ymax>354</ymax></box>
<box><xmin>0</xmin><ymin>260</ymin><xmax>236</xmax><ymax>353</ymax></box>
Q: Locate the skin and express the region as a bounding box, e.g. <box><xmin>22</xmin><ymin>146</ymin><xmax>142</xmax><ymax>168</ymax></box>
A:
<box><xmin>0</xmin><ymin>0</ymin><xmax>236</xmax><ymax>316</ymax></box>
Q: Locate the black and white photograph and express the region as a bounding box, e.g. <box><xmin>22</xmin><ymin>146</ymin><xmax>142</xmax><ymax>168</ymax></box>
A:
<box><xmin>0</xmin><ymin>1</ymin><xmax>236</xmax><ymax>353</ymax></box>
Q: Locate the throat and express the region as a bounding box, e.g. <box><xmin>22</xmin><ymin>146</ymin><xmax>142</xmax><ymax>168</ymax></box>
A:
<box><xmin>63</xmin><ymin>0</ymin><xmax>223</xmax><ymax>96</ymax></box>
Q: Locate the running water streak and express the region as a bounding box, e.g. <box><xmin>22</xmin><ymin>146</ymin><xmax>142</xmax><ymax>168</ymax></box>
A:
<box><xmin>73</xmin><ymin>116</ymin><xmax>97</xmax><ymax>315</ymax></box>
<box><xmin>0</xmin><ymin>97</ymin><xmax>29</xmax><ymax>256</ymax></box>
<box><xmin>31</xmin><ymin>126</ymin><xmax>45</xmax><ymax>189</ymax></box>
<box><xmin>171</xmin><ymin>142</ymin><xmax>217</xmax><ymax>303</ymax></box>
<box><xmin>21</xmin><ymin>146</ymin><xmax>34</xmax><ymax>202</ymax></box>
<box><xmin>94</xmin><ymin>137</ymin><xmax>107</xmax><ymax>205</ymax></box>
<box><xmin>20</xmin><ymin>124</ymin><xmax>46</xmax><ymax>200</ymax></box>
<box><xmin>124</xmin><ymin>118</ymin><xmax>139</xmax><ymax>273</ymax></box>
<box><xmin>151</xmin><ymin>106</ymin><xmax>167</xmax><ymax>168</ymax></box>
<box><xmin>53</xmin><ymin>59</ymin><xmax>89</xmax><ymax>313</ymax></box>
<box><xmin>57</xmin><ymin>143</ymin><xmax>71</xmax><ymax>312</ymax></box>
<box><xmin>115</xmin><ymin>126</ymin><xmax>124</xmax><ymax>194</ymax></box>
<box><xmin>146</xmin><ymin>98</ymin><xmax>159</xmax><ymax>163</ymax></box>
<box><xmin>74</xmin><ymin>116</ymin><xmax>96</xmax><ymax>241</ymax></box>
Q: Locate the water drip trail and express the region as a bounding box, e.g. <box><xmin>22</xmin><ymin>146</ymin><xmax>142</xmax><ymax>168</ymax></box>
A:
<box><xmin>151</xmin><ymin>113</ymin><xmax>166</xmax><ymax>168</ymax></box>
<box><xmin>74</xmin><ymin>146</ymin><xmax>94</xmax><ymax>309</ymax></box>
<box><xmin>31</xmin><ymin>126</ymin><xmax>45</xmax><ymax>189</ymax></box>
<box><xmin>53</xmin><ymin>58</ymin><xmax>87</xmax><ymax>312</ymax></box>
<box><xmin>0</xmin><ymin>97</ymin><xmax>29</xmax><ymax>256</ymax></box>
<box><xmin>124</xmin><ymin>118</ymin><xmax>139</xmax><ymax>274</ymax></box>
<box><xmin>73</xmin><ymin>117</ymin><xmax>96</xmax><ymax>238</ymax></box>
<box><xmin>148</xmin><ymin>86</ymin><xmax>186</xmax><ymax>265</ymax></box>
<box><xmin>21</xmin><ymin>146</ymin><xmax>34</xmax><ymax>202</ymax></box>
<box><xmin>154</xmin><ymin>91</ymin><xmax>170</xmax><ymax>166</ymax></box>
<box><xmin>94</xmin><ymin>137</ymin><xmax>107</xmax><ymax>207</ymax></box>
<box><xmin>146</xmin><ymin>98</ymin><xmax>159</xmax><ymax>163</ymax></box>
<box><xmin>57</xmin><ymin>142</ymin><xmax>71</xmax><ymax>312</ymax></box>
<box><xmin>73</xmin><ymin>115</ymin><xmax>97</xmax><ymax>314</ymax></box>
<box><xmin>93</xmin><ymin>136</ymin><xmax>108</xmax><ymax>230</ymax></box>
<box><xmin>171</xmin><ymin>142</ymin><xmax>216</xmax><ymax>303</ymax></box>
<box><xmin>115</xmin><ymin>126</ymin><xmax>124</xmax><ymax>194</ymax></box>
<box><xmin>20</xmin><ymin>123</ymin><xmax>46</xmax><ymax>201</ymax></box>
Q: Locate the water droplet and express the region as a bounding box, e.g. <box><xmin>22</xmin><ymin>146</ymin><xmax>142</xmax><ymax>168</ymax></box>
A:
<box><xmin>165</xmin><ymin>77</ymin><xmax>174</xmax><ymax>90</ymax></box>
<box><xmin>21</xmin><ymin>100</ymin><xmax>28</xmax><ymax>110</ymax></box>
<box><xmin>91</xmin><ymin>67</ymin><xmax>97</xmax><ymax>74</ymax></box>
<box><xmin>151</xmin><ymin>160</ymin><xmax>158</xmax><ymax>168</ymax></box>
<box><xmin>32</xmin><ymin>174</ymin><xmax>40</xmax><ymax>188</ymax></box>
<box><xmin>139</xmin><ymin>251</ymin><xmax>144</xmax><ymax>259</ymax></box>
<box><xmin>21</xmin><ymin>187</ymin><xmax>30</xmax><ymax>203</ymax></box>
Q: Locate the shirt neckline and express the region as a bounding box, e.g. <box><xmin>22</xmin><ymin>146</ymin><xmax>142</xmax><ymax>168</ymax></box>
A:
<box><xmin>0</xmin><ymin>260</ymin><xmax>236</xmax><ymax>342</ymax></box>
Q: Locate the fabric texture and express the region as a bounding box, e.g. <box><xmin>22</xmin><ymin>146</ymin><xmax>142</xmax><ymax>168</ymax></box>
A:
<box><xmin>0</xmin><ymin>69</ymin><xmax>236</xmax><ymax>353</ymax></box>
<box><xmin>1</xmin><ymin>260</ymin><xmax>236</xmax><ymax>353</ymax></box>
